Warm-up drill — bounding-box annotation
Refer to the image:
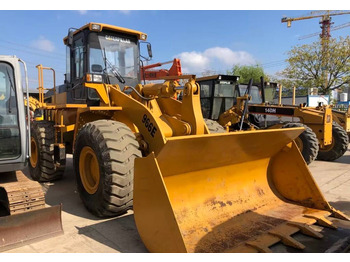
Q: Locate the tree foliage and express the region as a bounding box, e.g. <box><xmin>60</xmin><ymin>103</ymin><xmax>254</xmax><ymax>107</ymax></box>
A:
<box><xmin>228</xmin><ymin>64</ymin><xmax>269</xmax><ymax>85</ymax></box>
<box><xmin>281</xmin><ymin>36</ymin><xmax>350</xmax><ymax>94</ymax></box>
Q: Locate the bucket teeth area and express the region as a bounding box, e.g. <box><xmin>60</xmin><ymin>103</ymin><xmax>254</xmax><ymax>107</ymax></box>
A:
<box><xmin>245</xmin><ymin>238</ymin><xmax>274</xmax><ymax>253</ymax></box>
<box><xmin>304</xmin><ymin>213</ymin><xmax>337</xmax><ymax>229</ymax></box>
<box><xmin>229</xmin><ymin>211</ymin><xmax>342</xmax><ymax>253</ymax></box>
<box><xmin>268</xmin><ymin>229</ymin><xmax>305</xmax><ymax>250</ymax></box>
<box><xmin>287</xmin><ymin>222</ymin><xmax>323</xmax><ymax>239</ymax></box>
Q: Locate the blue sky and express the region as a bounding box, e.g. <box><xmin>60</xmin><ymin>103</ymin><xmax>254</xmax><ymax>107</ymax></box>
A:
<box><xmin>0</xmin><ymin>9</ymin><xmax>350</xmax><ymax>90</ymax></box>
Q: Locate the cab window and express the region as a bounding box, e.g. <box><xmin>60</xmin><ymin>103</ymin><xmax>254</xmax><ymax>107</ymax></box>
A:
<box><xmin>0</xmin><ymin>62</ymin><xmax>20</xmax><ymax>159</ymax></box>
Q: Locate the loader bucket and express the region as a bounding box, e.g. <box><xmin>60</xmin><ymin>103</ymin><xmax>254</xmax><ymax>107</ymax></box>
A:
<box><xmin>134</xmin><ymin>128</ymin><xmax>348</xmax><ymax>253</ymax></box>
<box><xmin>0</xmin><ymin>205</ymin><xmax>63</xmax><ymax>251</ymax></box>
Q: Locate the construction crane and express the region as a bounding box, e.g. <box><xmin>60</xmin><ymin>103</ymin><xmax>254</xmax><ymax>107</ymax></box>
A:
<box><xmin>282</xmin><ymin>10</ymin><xmax>350</xmax><ymax>89</ymax></box>
<box><xmin>298</xmin><ymin>21</ymin><xmax>350</xmax><ymax>40</ymax></box>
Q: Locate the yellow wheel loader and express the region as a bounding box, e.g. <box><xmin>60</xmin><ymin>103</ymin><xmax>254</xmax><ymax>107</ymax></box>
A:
<box><xmin>197</xmin><ymin>75</ymin><xmax>348</xmax><ymax>164</ymax></box>
<box><xmin>29</xmin><ymin>23</ymin><xmax>350</xmax><ymax>253</ymax></box>
<box><xmin>0</xmin><ymin>56</ymin><xmax>62</xmax><ymax>252</ymax></box>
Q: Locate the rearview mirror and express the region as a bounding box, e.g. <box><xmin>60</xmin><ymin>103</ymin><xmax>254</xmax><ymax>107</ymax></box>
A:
<box><xmin>147</xmin><ymin>43</ymin><xmax>153</xmax><ymax>59</ymax></box>
<box><xmin>91</xmin><ymin>64</ymin><xmax>103</xmax><ymax>73</ymax></box>
<box><xmin>67</xmin><ymin>30</ymin><xmax>74</xmax><ymax>46</ymax></box>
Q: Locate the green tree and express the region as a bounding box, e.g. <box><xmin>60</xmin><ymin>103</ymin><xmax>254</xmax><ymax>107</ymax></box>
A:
<box><xmin>228</xmin><ymin>64</ymin><xmax>269</xmax><ymax>85</ymax></box>
<box><xmin>281</xmin><ymin>36</ymin><xmax>350</xmax><ymax>95</ymax></box>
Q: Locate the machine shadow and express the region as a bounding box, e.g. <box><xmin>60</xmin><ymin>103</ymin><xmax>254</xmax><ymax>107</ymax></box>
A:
<box><xmin>75</xmin><ymin>213</ymin><xmax>148</xmax><ymax>253</ymax></box>
<box><xmin>333</xmin><ymin>154</ymin><xmax>350</xmax><ymax>164</ymax></box>
<box><xmin>23</xmin><ymin>156</ymin><xmax>102</xmax><ymax>220</ymax></box>
<box><xmin>23</xmin><ymin>156</ymin><xmax>147</xmax><ymax>252</ymax></box>
<box><xmin>330</xmin><ymin>201</ymin><xmax>350</xmax><ymax>216</ymax></box>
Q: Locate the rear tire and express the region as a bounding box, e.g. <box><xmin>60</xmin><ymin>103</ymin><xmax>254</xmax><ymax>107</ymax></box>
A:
<box><xmin>73</xmin><ymin>120</ymin><xmax>142</xmax><ymax>218</ymax></box>
<box><xmin>282</xmin><ymin>122</ymin><xmax>319</xmax><ymax>165</ymax></box>
<box><xmin>29</xmin><ymin>121</ymin><xmax>65</xmax><ymax>181</ymax></box>
<box><xmin>204</xmin><ymin>119</ymin><xmax>226</xmax><ymax>133</ymax></box>
<box><xmin>317</xmin><ymin>122</ymin><xmax>349</xmax><ymax>161</ymax></box>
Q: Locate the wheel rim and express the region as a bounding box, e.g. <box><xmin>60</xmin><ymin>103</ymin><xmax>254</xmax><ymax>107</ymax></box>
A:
<box><xmin>319</xmin><ymin>138</ymin><xmax>335</xmax><ymax>152</ymax></box>
<box><xmin>79</xmin><ymin>146</ymin><xmax>100</xmax><ymax>194</ymax></box>
<box><xmin>295</xmin><ymin>137</ymin><xmax>304</xmax><ymax>152</ymax></box>
<box><xmin>30</xmin><ymin>137</ymin><xmax>38</xmax><ymax>168</ymax></box>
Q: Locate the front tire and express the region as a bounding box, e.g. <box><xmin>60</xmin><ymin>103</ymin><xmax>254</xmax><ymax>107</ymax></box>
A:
<box><xmin>317</xmin><ymin>122</ymin><xmax>349</xmax><ymax>161</ymax></box>
<box><xmin>73</xmin><ymin>120</ymin><xmax>142</xmax><ymax>217</ymax></box>
<box><xmin>282</xmin><ymin>122</ymin><xmax>319</xmax><ymax>165</ymax></box>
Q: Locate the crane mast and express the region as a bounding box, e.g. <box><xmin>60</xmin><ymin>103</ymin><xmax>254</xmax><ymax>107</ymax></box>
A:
<box><xmin>282</xmin><ymin>10</ymin><xmax>350</xmax><ymax>90</ymax></box>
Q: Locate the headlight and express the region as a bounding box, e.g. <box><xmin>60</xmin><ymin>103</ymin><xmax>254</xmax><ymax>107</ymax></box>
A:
<box><xmin>141</xmin><ymin>34</ymin><xmax>147</xmax><ymax>40</ymax></box>
<box><xmin>93</xmin><ymin>74</ymin><xmax>103</xmax><ymax>82</ymax></box>
<box><xmin>91</xmin><ymin>24</ymin><xmax>102</xmax><ymax>31</ymax></box>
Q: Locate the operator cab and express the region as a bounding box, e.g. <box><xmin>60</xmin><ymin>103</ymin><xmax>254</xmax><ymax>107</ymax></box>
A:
<box><xmin>61</xmin><ymin>23</ymin><xmax>150</xmax><ymax>105</ymax></box>
<box><xmin>197</xmin><ymin>75</ymin><xmax>240</xmax><ymax>120</ymax></box>
<box><xmin>0</xmin><ymin>56</ymin><xmax>29</xmax><ymax>172</ymax></box>
<box><xmin>0</xmin><ymin>61</ymin><xmax>20</xmax><ymax>161</ymax></box>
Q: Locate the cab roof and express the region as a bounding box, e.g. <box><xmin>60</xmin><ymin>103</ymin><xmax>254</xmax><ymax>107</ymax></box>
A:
<box><xmin>196</xmin><ymin>75</ymin><xmax>240</xmax><ymax>82</ymax></box>
<box><xmin>63</xmin><ymin>22</ymin><xmax>147</xmax><ymax>44</ymax></box>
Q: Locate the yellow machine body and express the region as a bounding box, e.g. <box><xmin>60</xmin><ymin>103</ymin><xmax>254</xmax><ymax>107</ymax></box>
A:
<box><xmin>31</xmin><ymin>23</ymin><xmax>349</xmax><ymax>253</ymax></box>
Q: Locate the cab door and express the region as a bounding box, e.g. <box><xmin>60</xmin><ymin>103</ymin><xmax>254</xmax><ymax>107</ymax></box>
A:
<box><xmin>0</xmin><ymin>62</ymin><xmax>21</xmax><ymax>161</ymax></box>
<box><xmin>67</xmin><ymin>33</ymin><xmax>87</xmax><ymax>104</ymax></box>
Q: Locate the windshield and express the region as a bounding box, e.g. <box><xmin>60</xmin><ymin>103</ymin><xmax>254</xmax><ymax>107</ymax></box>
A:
<box><xmin>0</xmin><ymin>62</ymin><xmax>20</xmax><ymax>159</ymax></box>
<box><xmin>239</xmin><ymin>85</ymin><xmax>262</xmax><ymax>104</ymax></box>
<box><xmin>214</xmin><ymin>83</ymin><xmax>236</xmax><ymax>98</ymax></box>
<box><xmin>211</xmin><ymin>83</ymin><xmax>237</xmax><ymax>119</ymax></box>
<box><xmin>264</xmin><ymin>84</ymin><xmax>277</xmax><ymax>103</ymax></box>
<box><xmin>88</xmin><ymin>32</ymin><xmax>139</xmax><ymax>87</ymax></box>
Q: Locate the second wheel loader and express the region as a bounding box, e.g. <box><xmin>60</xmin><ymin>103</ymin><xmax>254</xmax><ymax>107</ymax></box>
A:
<box><xmin>29</xmin><ymin>22</ymin><xmax>350</xmax><ymax>253</ymax></box>
<box><xmin>197</xmin><ymin>75</ymin><xmax>349</xmax><ymax>164</ymax></box>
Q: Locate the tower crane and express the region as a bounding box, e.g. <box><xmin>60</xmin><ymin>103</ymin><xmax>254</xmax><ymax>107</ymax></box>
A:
<box><xmin>298</xmin><ymin>22</ymin><xmax>350</xmax><ymax>40</ymax></box>
<box><xmin>282</xmin><ymin>10</ymin><xmax>350</xmax><ymax>89</ymax></box>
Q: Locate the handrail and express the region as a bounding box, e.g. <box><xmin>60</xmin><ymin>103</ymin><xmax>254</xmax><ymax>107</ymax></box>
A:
<box><xmin>18</xmin><ymin>58</ymin><xmax>31</xmax><ymax>159</ymax></box>
<box><xmin>36</xmin><ymin>64</ymin><xmax>56</xmax><ymax>104</ymax></box>
<box><xmin>278</xmin><ymin>84</ymin><xmax>283</xmax><ymax>106</ymax></box>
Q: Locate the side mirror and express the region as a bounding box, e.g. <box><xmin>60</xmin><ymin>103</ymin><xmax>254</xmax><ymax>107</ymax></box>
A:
<box><xmin>147</xmin><ymin>43</ymin><xmax>153</xmax><ymax>59</ymax></box>
<box><xmin>67</xmin><ymin>30</ymin><xmax>74</xmax><ymax>46</ymax></box>
<box><xmin>91</xmin><ymin>64</ymin><xmax>103</xmax><ymax>73</ymax></box>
